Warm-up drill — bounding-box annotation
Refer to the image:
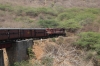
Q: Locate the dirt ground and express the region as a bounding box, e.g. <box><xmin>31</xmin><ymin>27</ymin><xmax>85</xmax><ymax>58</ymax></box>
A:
<box><xmin>32</xmin><ymin>36</ymin><xmax>94</xmax><ymax>66</ymax></box>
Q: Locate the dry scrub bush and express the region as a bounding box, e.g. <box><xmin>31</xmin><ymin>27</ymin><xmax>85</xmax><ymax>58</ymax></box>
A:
<box><xmin>33</xmin><ymin>61</ymin><xmax>42</xmax><ymax>66</ymax></box>
<box><xmin>44</xmin><ymin>44</ymin><xmax>85</xmax><ymax>66</ymax></box>
<box><xmin>44</xmin><ymin>44</ymin><xmax>58</xmax><ymax>55</ymax></box>
<box><xmin>56</xmin><ymin>36</ymin><xmax>64</xmax><ymax>45</ymax></box>
<box><xmin>41</xmin><ymin>56</ymin><xmax>54</xmax><ymax>66</ymax></box>
<box><xmin>43</xmin><ymin>37</ymin><xmax>89</xmax><ymax>66</ymax></box>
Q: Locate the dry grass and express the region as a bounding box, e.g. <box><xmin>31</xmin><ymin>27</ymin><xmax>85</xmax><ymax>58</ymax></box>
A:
<box><xmin>0</xmin><ymin>0</ymin><xmax>100</xmax><ymax>8</ymax></box>
<box><xmin>0</xmin><ymin>10</ymin><xmax>40</xmax><ymax>28</ymax></box>
<box><xmin>33</xmin><ymin>36</ymin><xmax>94</xmax><ymax>66</ymax></box>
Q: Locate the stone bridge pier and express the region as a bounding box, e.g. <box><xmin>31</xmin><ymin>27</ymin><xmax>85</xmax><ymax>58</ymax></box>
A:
<box><xmin>0</xmin><ymin>50</ymin><xmax>4</xmax><ymax>66</ymax></box>
<box><xmin>6</xmin><ymin>39</ymin><xmax>33</xmax><ymax>65</ymax></box>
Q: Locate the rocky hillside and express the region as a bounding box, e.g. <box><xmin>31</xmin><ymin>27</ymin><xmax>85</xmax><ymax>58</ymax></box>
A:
<box><xmin>32</xmin><ymin>36</ymin><xmax>89</xmax><ymax>66</ymax></box>
<box><xmin>0</xmin><ymin>0</ymin><xmax>100</xmax><ymax>8</ymax></box>
<box><xmin>14</xmin><ymin>36</ymin><xmax>95</xmax><ymax>66</ymax></box>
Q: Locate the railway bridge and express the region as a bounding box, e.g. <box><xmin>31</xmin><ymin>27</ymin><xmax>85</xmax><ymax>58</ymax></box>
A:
<box><xmin>0</xmin><ymin>39</ymin><xmax>33</xmax><ymax>66</ymax></box>
<box><xmin>0</xmin><ymin>28</ymin><xmax>66</xmax><ymax>66</ymax></box>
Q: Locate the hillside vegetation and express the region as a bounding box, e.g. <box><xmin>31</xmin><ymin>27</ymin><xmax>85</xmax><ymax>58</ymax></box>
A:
<box><xmin>0</xmin><ymin>3</ymin><xmax>100</xmax><ymax>29</ymax></box>
<box><xmin>0</xmin><ymin>0</ymin><xmax>100</xmax><ymax>66</ymax></box>
<box><xmin>0</xmin><ymin>0</ymin><xmax>100</xmax><ymax>8</ymax></box>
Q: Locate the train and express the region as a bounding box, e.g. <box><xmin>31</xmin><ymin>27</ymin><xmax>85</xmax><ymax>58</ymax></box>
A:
<box><xmin>0</xmin><ymin>28</ymin><xmax>66</xmax><ymax>41</ymax></box>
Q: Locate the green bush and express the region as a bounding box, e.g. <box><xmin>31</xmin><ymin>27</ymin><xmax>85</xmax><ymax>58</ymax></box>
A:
<box><xmin>38</xmin><ymin>19</ymin><xmax>59</xmax><ymax>28</ymax></box>
<box><xmin>75</xmin><ymin>32</ymin><xmax>100</xmax><ymax>51</ymax></box>
<box><xmin>41</xmin><ymin>56</ymin><xmax>53</xmax><ymax>66</ymax></box>
<box><xmin>24</xmin><ymin>7</ymin><xmax>57</xmax><ymax>17</ymax></box>
<box><xmin>14</xmin><ymin>16</ymin><xmax>34</xmax><ymax>23</ymax></box>
<box><xmin>13</xmin><ymin>61</ymin><xmax>32</xmax><ymax>66</ymax></box>
<box><xmin>37</xmin><ymin>7</ymin><xmax>57</xmax><ymax>16</ymax></box>
<box><xmin>60</xmin><ymin>19</ymin><xmax>81</xmax><ymax>31</ymax></box>
<box><xmin>75</xmin><ymin>12</ymin><xmax>96</xmax><ymax>22</ymax></box>
<box><xmin>25</xmin><ymin>8</ymin><xmax>38</xmax><ymax>17</ymax></box>
<box><xmin>85</xmin><ymin>8</ymin><xmax>100</xmax><ymax>15</ymax></box>
<box><xmin>57</xmin><ymin>8</ymin><xmax>99</xmax><ymax>31</ymax></box>
<box><xmin>37</xmin><ymin>7</ymin><xmax>48</xmax><ymax>14</ymax></box>
<box><xmin>0</xmin><ymin>4</ymin><xmax>13</xmax><ymax>11</ymax></box>
<box><xmin>75</xmin><ymin>32</ymin><xmax>100</xmax><ymax>65</ymax></box>
<box><xmin>65</xmin><ymin>8</ymin><xmax>83</xmax><ymax>13</ymax></box>
<box><xmin>57</xmin><ymin>12</ymin><xmax>75</xmax><ymax>21</ymax></box>
<box><xmin>27</xmin><ymin>47</ymin><xmax>35</xmax><ymax>59</ymax></box>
